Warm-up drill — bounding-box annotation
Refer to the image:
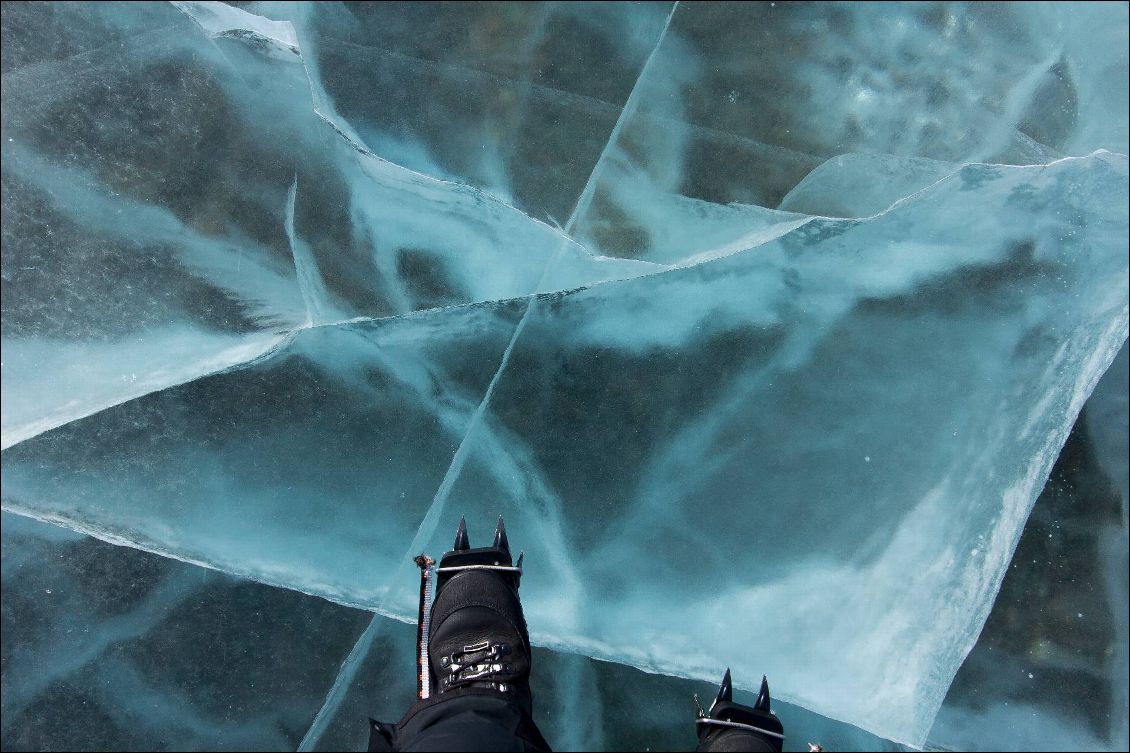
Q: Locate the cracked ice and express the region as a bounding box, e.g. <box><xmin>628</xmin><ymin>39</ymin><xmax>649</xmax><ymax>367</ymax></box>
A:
<box><xmin>1</xmin><ymin>1</ymin><xmax>1127</xmax><ymax>748</ymax></box>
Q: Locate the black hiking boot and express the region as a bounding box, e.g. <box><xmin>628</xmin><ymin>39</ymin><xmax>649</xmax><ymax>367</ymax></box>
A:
<box><xmin>428</xmin><ymin>515</ymin><xmax>534</xmax><ymax>715</ymax></box>
<box><xmin>694</xmin><ymin>669</ymin><xmax>785</xmax><ymax>752</ymax></box>
<box><xmin>368</xmin><ymin>516</ymin><xmax>549</xmax><ymax>752</ymax></box>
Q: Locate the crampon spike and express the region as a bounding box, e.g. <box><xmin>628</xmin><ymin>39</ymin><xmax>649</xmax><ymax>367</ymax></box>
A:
<box><xmin>493</xmin><ymin>515</ymin><xmax>509</xmax><ymax>552</ymax></box>
<box><xmin>710</xmin><ymin>668</ymin><xmax>733</xmax><ymax>712</ymax></box>
<box><xmin>453</xmin><ymin>515</ymin><xmax>470</xmax><ymax>551</ymax></box>
<box><xmin>754</xmin><ymin>674</ymin><xmax>771</xmax><ymax>712</ymax></box>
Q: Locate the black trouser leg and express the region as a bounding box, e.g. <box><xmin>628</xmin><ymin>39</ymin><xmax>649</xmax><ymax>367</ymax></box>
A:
<box><xmin>369</xmin><ymin>689</ymin><xmax>551</xmax><ymax>752</ymax></box>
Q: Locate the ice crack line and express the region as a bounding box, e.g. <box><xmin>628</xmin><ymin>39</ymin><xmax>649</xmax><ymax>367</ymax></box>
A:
<box><xmin>297</xmin><ymin>4</ymin><xmax>679</xmax><ymax>748</ymax></box>
<box><xmin>402</xmin><ymin>0</ymin><xmax>679</xmax><ymax>567</ymax></box>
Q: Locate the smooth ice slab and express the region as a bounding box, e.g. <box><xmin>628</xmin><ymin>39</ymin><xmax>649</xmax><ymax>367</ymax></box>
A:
<box><xmin>0</xmin><ymin>513</ymin><xmax>369</xmax><ymax>751</ymax></box>
<box><xmin>929</xmin><ymin>344</ymin><xmax>1130</xmax><ymax>752</ymax></box>
<box><xmin>271</xmin><ymin>1</ymin><xmax>675</xmax><ymax>221</ymax></box>
<box><xmin>417</xmin><ymin>152</ymin><xmax>1129</xmax><ymax>745</ymax></box>
<box><xmin>2</xmin><ymin>300</ymin><xmax>526</xmax><ymax>610</ymax></box>
<box><xmin>1</xmin><ymin>2</ymin><xmax>309</xmax><ymax>448</ymax></box>
<box><xmin>0</xmin><ymin>1</ymin><xmax>657</xmax><ymax>450</ymax></box>
<box><xmin>572</xmin><ymin>2</ymin><xmax>1130</xmax><ymax>259</ymax></box>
